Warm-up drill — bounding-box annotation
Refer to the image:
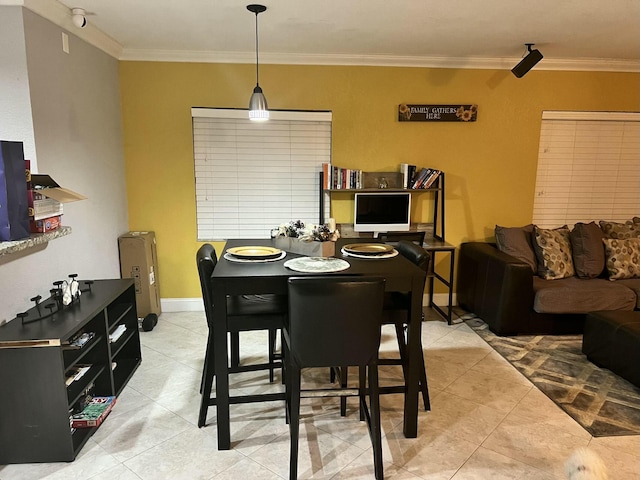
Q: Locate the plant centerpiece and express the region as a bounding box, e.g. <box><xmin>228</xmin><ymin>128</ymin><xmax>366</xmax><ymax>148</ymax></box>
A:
<box><xmin>271</xmin><ymin>220</ymin><xmax>340</xmax><ymax>256</ymax></box>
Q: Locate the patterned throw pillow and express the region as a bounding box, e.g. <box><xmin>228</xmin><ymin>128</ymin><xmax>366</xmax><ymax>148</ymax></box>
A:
<box><xmin>603</xmin><ymin>238</ymin><xmax>640</xmax><ymax>280</ymax></box>
<box><xmin>599</xmin><ymin>219</ymin><xmax>640</xmax><ymax>240</ymax></box>
<box><xmin>533</xmin><ymin>225</ymin><xmax>575</xmax><ymax>280</ymax></box>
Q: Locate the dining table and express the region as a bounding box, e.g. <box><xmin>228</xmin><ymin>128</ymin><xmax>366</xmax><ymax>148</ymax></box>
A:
<box><xmin>211</xmin><ymin>238</ymin><xmax>427</xmax><ymax>450</ymax></box>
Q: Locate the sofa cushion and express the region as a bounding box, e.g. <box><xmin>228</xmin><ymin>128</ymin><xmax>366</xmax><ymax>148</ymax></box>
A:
<box><xmin>603</xmin><ymin>237</ymin><xmax>640</xmax><ymax>280</ymax></box>
<box><xmin>533</xmin><ymin>225</ymin><xmax>575</xmax><ymax>280</ymax></box>
<box><xmin>532</xmin><ymin>276</ymin><xmax>636</xmax><ymax>314</ymax></box>
<box><xmin>599</xmin><ymin>218</ymin><xmax>640</xmax><ymax>240</ymax></box>
<box><xmin>570</xmin><ymin>222</ymin><xmax>605</xmax><ymax>279</ymax></box>
<box><xmin>494</xmin><ymin>224</ymin><xmax>536</xmax><ymax>272</ymax></box>
<box><xmin>617</xmin><ymin>278</ymin><xmax>640</xmax><ymax>309</ymax></box>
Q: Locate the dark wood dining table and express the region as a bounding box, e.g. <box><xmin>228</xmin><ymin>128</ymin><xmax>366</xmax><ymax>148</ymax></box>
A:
<box><xmin>211</xmin><ymin>238</ymin><xmax>427</xmax><ymax>450</ymax></box>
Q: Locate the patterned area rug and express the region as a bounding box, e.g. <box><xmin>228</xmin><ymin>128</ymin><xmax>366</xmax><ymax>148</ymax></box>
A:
<box><xmin>464</xmin><ymin>316</ymin><xmax>640</xmax><ymax>437</ymax></box>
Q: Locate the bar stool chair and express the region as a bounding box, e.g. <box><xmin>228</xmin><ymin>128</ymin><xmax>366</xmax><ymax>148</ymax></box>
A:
<box><xmin>284</xmin><ymin>276</ymin><xmax>385</xmax><ymax>480</ymax></box>
<box><xmin>196</xmin><ymin>244</ymin><xmax>286</xmax><ymax>428</ymax></box>
<box><xmin>337</xmin><ymin>240</ymin><xmax>431</xmax><ymax>414</ymax></box>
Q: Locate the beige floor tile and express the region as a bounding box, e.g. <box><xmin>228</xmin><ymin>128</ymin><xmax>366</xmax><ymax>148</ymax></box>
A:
<box><xmin>211</xmin><ymin>457</ymin><xmax>282</xmax><ymax>480</ymax></box>
<box><xmin>123</xmin><ymin>428</ymin><xmax>245</xmax><ymax>480</ymax></box>
<box><xmin>482</xmin><ymin>411</ymin><xmax>590</xmax><ymax>477</ymax></box>
<box><xmin>585</xmin><ymin>442</ymin><xmax>640</xmax><ymax>480</ymax></box>
<box><xmin>469</xmin><ymin>350</ymin><xmax>533</xmax><ymax>387</ymax></box>
<box><xmin>421</xmin><ymin>391</ymin><xmax>508</xmax><ymax>446</ymax></box>
<box><xmin>385</xmin><ymin>426</ymin><xmax>479</xmax><ymax>480</ymax></box>
<box><xmin>444</xmin><ymin>369</ymin><xmax>532</xmax><ymax>414</ymax></box>
<box><xmin>589</xmin><ymin>434</ymin><xmax>640</xmax><ymax>458</ymax></box>
<box><xmin>510</xmin><ymin>388</ymin><xmax>591</xmax><ymax>440</ymax></box>
<box><xmin>88</xmin><ymin>464</ymin><xmax>144</xmax><ymax>480</ymax></box>
<box><xmin>450</xmin><ymin>446</ymin><xmax>560</xmax><ymax>479</ymax></box>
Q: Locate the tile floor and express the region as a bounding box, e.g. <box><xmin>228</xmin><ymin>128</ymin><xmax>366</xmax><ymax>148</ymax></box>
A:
<box><xmin>1</xmin><ymin>309</ymin><xmax>639</xmax><ymax>480</ymax></box>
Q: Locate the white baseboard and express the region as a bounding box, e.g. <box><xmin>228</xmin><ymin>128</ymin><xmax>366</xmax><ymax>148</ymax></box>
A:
<box><xmin>161</xmin><ymin>293</ymin><xmax>457</xmax><ymax>314</ymax></box>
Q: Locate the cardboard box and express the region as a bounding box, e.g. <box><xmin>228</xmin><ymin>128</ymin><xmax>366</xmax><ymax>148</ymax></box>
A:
<box><xmin>118</xmin><ymin>231</ymin><xmax>161</xmax><ymax>318</ymax></box>
<box><xmin>30</xmin><ymin>215</ymin><xmax>62</xmax><ymax>233</ymax></box>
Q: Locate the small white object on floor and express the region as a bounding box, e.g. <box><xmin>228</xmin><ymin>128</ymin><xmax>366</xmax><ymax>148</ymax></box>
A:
<box><xmin>565</xmin><ymin>448</ymin><xmax>608</xmax><ymax>480</ymax></box>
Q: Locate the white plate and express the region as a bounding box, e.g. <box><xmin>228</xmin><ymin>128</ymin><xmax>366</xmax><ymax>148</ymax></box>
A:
<box><xmin>223</xmin><ymin>251</ymin><xmax>286</xmax><ymax>263</ymax></box>
<box><xmin>341</xmin><ymin>247</ymin><xmax>398</xmax><ymax>259</ymax></box>
<box><xmin>284</xmin><ymin>257</ymin><xmax>350</xmax><ymax>273</ymax></box>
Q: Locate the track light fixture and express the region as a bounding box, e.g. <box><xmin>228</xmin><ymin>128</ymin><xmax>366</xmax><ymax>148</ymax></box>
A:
<box><xmin>71</xmin><ymin>8</ymin><xmax>87</xmax><ymax>28</ymax></box>
<box><xmin>247</xmin><ymin>4</ymin><xmax>269</xmax><ymax>121</ymax></box>
<box><xmin>511</xmin><ymin>43</ymin><xmax>543</xmax><ymax>78</ymax></box>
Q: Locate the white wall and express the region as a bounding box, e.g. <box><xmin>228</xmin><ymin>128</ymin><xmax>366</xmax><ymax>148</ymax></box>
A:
<box><xmin>0</xmin><ymin>7</ymin><xmax>129</xmax><ymax>323</ymax></box>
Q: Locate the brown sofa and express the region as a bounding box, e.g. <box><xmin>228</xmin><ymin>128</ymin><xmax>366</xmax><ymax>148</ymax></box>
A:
<box><xmin>457</xmin><ymin>219</ymin><xmax>640</xmax><ymax>336</ymax></box>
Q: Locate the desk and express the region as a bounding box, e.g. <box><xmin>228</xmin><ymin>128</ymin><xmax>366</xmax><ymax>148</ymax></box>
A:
<box><xmin>211</xmin><ymin>239</ymin><xmax>426</xmax><ymax>449</ymax></box>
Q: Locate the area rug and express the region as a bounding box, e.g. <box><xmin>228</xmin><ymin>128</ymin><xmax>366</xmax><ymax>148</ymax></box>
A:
<box><xmin>464</xmin><ymin>316</ymin><xmax>640</xmax><ymax>437</ymax></box>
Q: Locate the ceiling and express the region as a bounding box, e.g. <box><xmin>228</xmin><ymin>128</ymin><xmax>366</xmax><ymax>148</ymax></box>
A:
<box><xmin>18</xmin><ymin>0</ymin><xmax>640</xmax><ymax>71</ymax></box>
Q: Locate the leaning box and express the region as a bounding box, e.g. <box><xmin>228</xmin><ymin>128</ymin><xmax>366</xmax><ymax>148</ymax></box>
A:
<box><xmin>118</xmin><ymin>231</ymin><xmax>161</xmax><ymax>318</ymax></box>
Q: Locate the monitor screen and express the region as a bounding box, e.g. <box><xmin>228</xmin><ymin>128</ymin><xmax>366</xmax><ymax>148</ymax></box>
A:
<box><xmin>353</xmin><ymin>192</ymin><xmax>411</xmax><ymax>233</ymax></box>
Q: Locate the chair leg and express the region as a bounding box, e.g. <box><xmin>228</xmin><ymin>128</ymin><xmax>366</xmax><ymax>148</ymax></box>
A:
<box><xmin>268</xmin><ymin>328</ymin><xmax>276</xmax><ymax>383</ymax></box>
<box><xmin>288</xmin><ymin>365</ymin><xmax>301</xmax><ymax>480</ymax></box>
<box><xmin>359</xmin><ymin>366</ymin><xmax>366</xmax><ymax>421</ymax></box>
<box><xmin>198</xmin><ymin>334</ymin><xmax>216</xmax><ymax>428</ymax></box>
<box><xmin>230</xmin><ymin>331</ymin><xmax>240</xmax><ymax>367</ymax></box>
<box><xmin>368</xmin><ymin>363</ymin><xmax>384</xmax><ymax>480</ymax></box>
<box><xmin>396</xmin><ymin>322</ymin><xmax>430</xmax><ymax>411</ymax></box>
<box><xmin>340</xmin><ymin>365</ymin><xmax>348</xmax><ymax>416</ymax></box>
<box><xmin>419</xmin><ymin>339</ymin><xmax>431</xmax><ymax>411</ymax></box>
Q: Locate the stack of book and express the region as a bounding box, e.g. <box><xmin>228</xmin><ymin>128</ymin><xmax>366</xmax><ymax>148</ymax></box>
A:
<box><xmin>322</xmin><ymin>163</ymin><xmax>363</xmax><ymax>190</ymax></box>
<box><xmin>401</xmin><ymin>164</ymin><xmax>441</xmax><ymax>189</ymax></box>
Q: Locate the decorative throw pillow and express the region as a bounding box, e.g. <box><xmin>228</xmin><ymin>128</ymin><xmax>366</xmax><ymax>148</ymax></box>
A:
<box><xmin>603</xmin><ymin>238</ymin><xmax>640</xmax><ymax>280</ymax></box>
<box><xmin>599</xmin><ymin>219</ymin><xmax>640</xmax><ymax>240</ymax></box>
<box><xmin>533</xmin><ymin>225</ymin><xmax>575</xmax><ymax>280</ymax></box>
<box><xmin>570</xmin><ymin>222</ymin><xmax>605</xmax><ymax>278</ymax></box>
<box><xmin>495</xmin><ymin>224</ymin><xmax>536</xmax><ymax>272</ymax></box>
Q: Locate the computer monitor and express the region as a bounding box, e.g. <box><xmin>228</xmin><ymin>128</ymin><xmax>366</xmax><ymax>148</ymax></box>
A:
<box><xmin>353</xmin><ymin>192</ymin><xmax>411</xmax><ymax>234</ymax></box>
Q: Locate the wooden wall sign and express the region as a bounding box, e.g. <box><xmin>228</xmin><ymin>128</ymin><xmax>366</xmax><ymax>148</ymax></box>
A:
<box><xmin>398</xmin><ymin>104</ymin><xmax>478</xmax><ymax>122</ymax></box>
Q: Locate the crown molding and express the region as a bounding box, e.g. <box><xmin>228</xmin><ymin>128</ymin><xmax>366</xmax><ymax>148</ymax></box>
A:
<box><xmin>542</xmin><ymin>111</ymin><xmax>640</xmax><ymax>121</ymax></box>
<box><xmin>120</xmin><ymin>48</ymin><xmax>640</xmax><ymax>73</ymax></box>
<box><xmin>7</xmin><ymin>1</ymin><xmax>639</xmax><ymax>73</ymax></box>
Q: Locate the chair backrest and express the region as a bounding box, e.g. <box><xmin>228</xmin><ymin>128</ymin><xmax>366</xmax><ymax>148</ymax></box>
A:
<box><xmin>196</xmin><ymin>244</ymin><xmax>218</xmax><ymax>328</ymax></box>
<box><xmin>287</xmin><ymin>276</ymin><xmax>385</xmax><ymax>368</ymax></box>
<box><xmin>378</xmin><ymin>231</ymin><xmax>426</xmax><ymax>245</ymax></box>
<box><xmin>396</xmin><ymin>240</ymin><xmax>430</xmax><ymax>288</ymax></box>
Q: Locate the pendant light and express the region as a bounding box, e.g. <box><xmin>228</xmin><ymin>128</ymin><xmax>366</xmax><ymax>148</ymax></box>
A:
<box><xmin>247</xmin><ymin>4</ymin><xmax>269</xmax><ymax>121</ymax></box>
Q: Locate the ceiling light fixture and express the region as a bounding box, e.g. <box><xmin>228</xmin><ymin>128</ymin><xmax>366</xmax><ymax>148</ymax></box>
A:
<box><xmin>71</xmin><ymin>8</ymin><xmax>87</xmax><ymax>28</ymax></box>
<box><xmin>247</xmin><ymin>4</ymin><xmax>268</xmax><ymax>121</ymax></box>
<box><xmin>511</xmin><ymin>43</ymin><xmax>543</xmax><ymax>78</ymax></box>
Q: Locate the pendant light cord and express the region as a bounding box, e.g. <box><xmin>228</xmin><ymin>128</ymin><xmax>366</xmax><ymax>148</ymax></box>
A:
<box><xmin>254</xmin><ymin>12</ymin><xmax>260</xmax><ymax>86</ymax></box>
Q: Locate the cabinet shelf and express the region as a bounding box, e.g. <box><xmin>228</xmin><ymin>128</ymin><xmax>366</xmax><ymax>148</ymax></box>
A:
<box><xmin>0</xmin><ymin>279</ymin><xmax>141</xmax><ymax>464</ymax></box>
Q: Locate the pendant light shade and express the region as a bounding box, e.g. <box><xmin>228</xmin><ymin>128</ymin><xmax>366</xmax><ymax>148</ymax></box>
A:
<box><xmin>247</xmin><ymin>4</ymin><xmax>268</xmax><ymax>121</ymax></box>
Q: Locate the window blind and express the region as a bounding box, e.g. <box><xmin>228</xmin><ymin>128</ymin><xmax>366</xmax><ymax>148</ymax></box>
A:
<box><xmin>192</xmin><ymin>109</ymin><xmax>332</xmax><ymax>240</ymax></box>
<box><xmin>533</xmin><ymin>112</ymin><xmax>640</xmax><ymax>228</ymax></box>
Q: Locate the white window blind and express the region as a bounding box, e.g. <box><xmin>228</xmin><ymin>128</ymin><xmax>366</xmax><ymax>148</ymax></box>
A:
<box><xmin>193</xmin><ymin>109</ymin><xmax>332</xmax><ymax>240</ymax></box>
<box><xmin>533</xmin><ymin>112</ymin><xmax>640</xmax><ymax>228</ymax></box>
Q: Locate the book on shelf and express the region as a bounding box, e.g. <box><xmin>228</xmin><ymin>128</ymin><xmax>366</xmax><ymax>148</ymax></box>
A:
<box><xmin>65</xmin><ymin>364</ymin><xmax>91</xmax><ymax>386</ymax></box>
<box><xmin>422</xmin><ymin>169</ymin><xmax>441</xmax><ymax>189</ymax></box>
<box><xmin>71</xmin><ymin>396</ymin><xmax>116</xmax><ymax>428</ymax></box>
<box><xmin>407</xmin><ymin>165</ymin><xmax>417</xmax><ymax>188</ymax></box>
<box><xmin>66</xmin><ymin>331</ymin><xmax>95</xmax><ymax>349</ymax></box>
<box><xmin>109</xmin><ymin>324</ymin><xmax>127</xmax><ymax>343</ymax></box>
<box><xmin>411</xmin><ymin>168</ymin><xmax>431</xmax><ymax>188</ymax></box>
<box><xmin>323</xmin><ymin>164</ymin><xmax>363</xmax><ymax>190</ymax></box>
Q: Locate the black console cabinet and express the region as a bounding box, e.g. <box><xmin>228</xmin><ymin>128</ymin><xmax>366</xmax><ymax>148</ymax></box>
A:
<box><xmin>0</xmin><ymin>279</ymin><xmax>141</xmax><ymax>464</ymax></box>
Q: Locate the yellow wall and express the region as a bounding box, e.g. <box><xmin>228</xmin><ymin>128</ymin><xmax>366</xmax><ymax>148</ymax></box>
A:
<box><xmin>118</xmin><ymin>62</ymin><xmax>640</xmax><ymax>299</ymax></box>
